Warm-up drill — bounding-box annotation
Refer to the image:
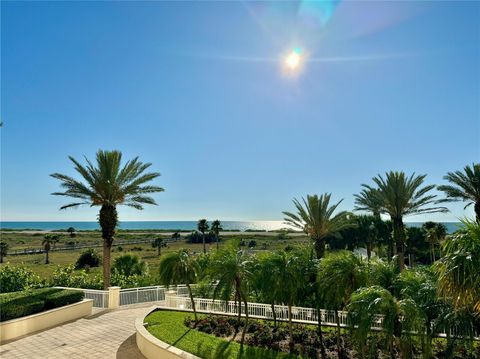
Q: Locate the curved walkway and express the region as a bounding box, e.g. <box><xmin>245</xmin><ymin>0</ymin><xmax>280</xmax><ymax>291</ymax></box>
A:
<box><xmin>0</xmin><ymin>304</ymin><xmax>156</xmax><ymax>359</ymax></box>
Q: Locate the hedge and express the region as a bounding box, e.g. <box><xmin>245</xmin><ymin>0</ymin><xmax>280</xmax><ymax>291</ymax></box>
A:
<box><xmin>0</xmin><ymin>287</ymin><xmax>85</xmax><ymax>322</ymax></box>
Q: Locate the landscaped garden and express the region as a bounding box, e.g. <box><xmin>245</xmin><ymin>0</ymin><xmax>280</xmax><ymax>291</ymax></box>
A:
<box><xmin>0</xmin><ymin>287</ymin><xmax>84</xmax><ymax>321</ymax></box>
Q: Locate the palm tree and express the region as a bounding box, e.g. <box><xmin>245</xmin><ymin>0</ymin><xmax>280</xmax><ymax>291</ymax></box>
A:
<box><xmin>112</xmin><ymin>254</ymin><xmax>148</xmax><ymax>277</ymax></box>
<box><xmin>272</xmin><ymin>252</ymin><xmax>304</xmax><ymax>352</ymax></box>
<box><xmin>210</xmin><ymin>219</ymin><xmax>223</xmax><ymax>249</ymax></box>
<box><xmin>422</xmin><ymin>222</ymin><xmax>447</xmax><ymax>262</ymax></box>
<box><xmin>51</xmin><ymin>150</ymin><xmax>163</xmax><ymax>288</ymax></box>
<box><xmin>172</xmin><ymin>231</ymin><xmax>181</xmax><ymax>241</ymax></box>
<box><xmin>438</xmin><ymin>163</ymin><xmax>480</xmax><ymax>222</ymax></box>
<box><xmin>152</xmin><ymin>237</ymin><xmax>165</xmax><ymax>256</ymax></box>
<box><xmin>67</xmin><ymin>227</ymin><xmax>76</xmax><ymax>238</ymax></box>
<box><xmin>348</xmin><ymin>285</ymin><xmax>421</xmax><ymax>358</ymax></box>
<box><xmin>42</xmin><ymin>234</ymin><xmax>58</xmax><ymax>264</ymax></box>
<box><xmin>436</xmin><ymin>219</ymin><xmax>480</xmax><ymax>313</ymax></box>
<box><xmin>317</xmin><ymin>251</ymin><xmax>368</xmax><ymax>357</ymax></box>
<box><xmin>159</xmin><ymin>250</ymin><xmax>199</xmax><ymax>322</ymax></box>
<box><xmin>209</xmin><ymin>242</ymin><xmax>253</xmax><ymax>344</ymax></box>
<box><xmin>355</xmin><ymin>171</ymin><xmax>447</xmax><ymax>271</ymax></box>
<box><xmin>283</xmin><ymin>193</ymin><xmax>352</xmax><ymax>259</ymax></box>
<box><xmin>0</xmin><ymin>241</ymin><xmax>8</xmax><ymax>263</ymax></box>
<box><xmin>197</xmin><ymin>219</ymin><xmax>209</xmax><ymax>254</ymax></box>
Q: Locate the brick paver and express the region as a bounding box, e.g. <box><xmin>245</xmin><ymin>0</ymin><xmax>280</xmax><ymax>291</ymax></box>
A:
<box><xmin>0</xmin><ymin>304</ymin><xmax>157</xmax><ymax>359</ymax></box>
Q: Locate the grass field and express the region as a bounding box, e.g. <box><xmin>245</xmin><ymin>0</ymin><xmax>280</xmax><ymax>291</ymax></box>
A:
<box><xmin>0</xmin><ymin>231</ymin><xmax>310</xmax><ymax>279</ymax></box>
<box><xmin>145</xmin><ymin>310</ymin><xmax>299</xmax><ymax>359</ymax></box>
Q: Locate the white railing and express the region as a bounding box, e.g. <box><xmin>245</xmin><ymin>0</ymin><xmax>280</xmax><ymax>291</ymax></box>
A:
<box><xmin>163</xmin><ymin>295</ymin><xmax>476</xmax><ymax>339</ymax></box>
<box><xmin>120</xmin><ymin>286</ymin><xmax>166</xmax><ymax>306</ymax></box>
<box><xmin>54</xmin><ymin>287</ymin><xmax>109</xmax><ymax>308</ymax></box>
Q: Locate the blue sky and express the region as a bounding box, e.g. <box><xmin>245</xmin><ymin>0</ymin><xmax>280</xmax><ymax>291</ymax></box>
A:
<box><xmin>1</xmin><ymin>1</ymin><xmax>479</xmax><ymax>222</ymax></box>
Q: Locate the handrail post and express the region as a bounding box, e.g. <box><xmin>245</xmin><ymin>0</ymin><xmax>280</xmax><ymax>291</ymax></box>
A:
<box><xmin>108</xmin><ymin>286</ymin><xmax>121</xmax><ymax>309</ymax></box>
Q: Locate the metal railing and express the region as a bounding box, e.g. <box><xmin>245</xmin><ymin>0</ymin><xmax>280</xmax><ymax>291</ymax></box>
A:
<box><xmin>55</xmin><ymin>287</ymin><xmax>109</xmax><ymax>308</ymax></box>
<box><xmin>119</xmin><ymin>285</ymin><xmax>193</xmax><ymax>306</ymax></box>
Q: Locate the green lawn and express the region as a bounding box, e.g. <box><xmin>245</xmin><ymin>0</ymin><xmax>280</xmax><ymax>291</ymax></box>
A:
<box><xmin>144</xmin><ymin>310</ymin><xmax>301</xmax><ymax>359</ymax></box>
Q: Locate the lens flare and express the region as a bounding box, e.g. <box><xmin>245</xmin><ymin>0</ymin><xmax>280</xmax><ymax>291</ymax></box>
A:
<box><xmin>285</xmin><ymin>48</ymin><xmax>302</xmax><ymax>70</ymax></box>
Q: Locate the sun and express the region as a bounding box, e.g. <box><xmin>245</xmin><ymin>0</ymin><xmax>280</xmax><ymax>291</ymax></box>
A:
<box><xmin>285</xmin><ymin>49</ymin><xmax>302</xmax><ymax>70</ymax></box>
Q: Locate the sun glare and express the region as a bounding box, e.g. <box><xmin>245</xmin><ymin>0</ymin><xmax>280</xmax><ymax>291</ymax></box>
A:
<box><xmin>285</xmin><ymin>51</ymin><xmax>301</xmax><ymax>70</ymax></box>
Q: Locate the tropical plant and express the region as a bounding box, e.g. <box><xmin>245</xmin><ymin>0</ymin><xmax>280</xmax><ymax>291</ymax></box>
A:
<box><xmin>152</xmin><ymin>237</ymin><xmax>166</xmax><ymax>256</ymax></box>
<box><xmin>210</xmin><ymin>219</ymin><xmax>223</xmax><ymax>249</ymax></box>
<box><xmin>197</xmin><ymin>219</ymin><xmax>209</xmax><ymax>253</ymax></box>
<box><xmin>317</xmin><ymin>251</ymin><xmax>368</xmax><ymax>357</ymax></box>
<box><xmin>355</xmin><ymin>171</ymin><xmax>447</xmax><ymax>271</ymax></box>
<box><xmin>348</xmin><ymin>285</ymin><xmax>421</xmax><ymax>358</ymax></box>
<box><xmin>75</xmin><ymin>248</ymin><xmax>101</xmax><ymax>269</ymax></box>
<box><xmin>172</xmin><ymin>231</ymin><xmax>181</xmax><ymax>241</ymax></box>
<box><xmin>283</xmin><ymin>193</ymin><xmax>352</xmax><ymax>259</ymax></box>
<box><xmin>437</xmin><ymin>163</ymin><xmax>480</xmax><ymax>221</ymax></box>
<box><xmin>209</xmin><ymin>242</ymin><xmax>253</xmax><ymax>344</ymax></box>
<box><xmin>159</xmin><ymin>250</ymin><xmax>199</xmax><ymax>321</ymax></box>
<box><xmin>42</xmin><ymin>234</ymin><xmax>58</xmax><ymax>264</ymax></box>
<box><xmin>112</xmin><ymin>254</ymin><xmax>148</xmax><ymax>277</ymax></box>
<box><xmin>0</xmin><ymin>265</ymin><xmax>42</xmax><ymax>293</ymax></box>
<box><xmin>67</xmin><ymin>227</ymin><xmax>76</xmax><ymax>238</ymax></box>
<box><xmin>422</xmin><ymin>222</ymin><xmax>447</xmax><ymax>262</ymax></box>
<box><xmin>436</xmin><ymin>219</ymin><xmax>480</xmax><ymax>313</ymax></box>
<box><xmin>0</xmin><ymin>241</ymin><xmax>8</xmax><ymax>263</ymax></box>
<box><xmin>51</xmin><ymin>150</ymin><xmax>164</xmax><ymax>288</ymax></box>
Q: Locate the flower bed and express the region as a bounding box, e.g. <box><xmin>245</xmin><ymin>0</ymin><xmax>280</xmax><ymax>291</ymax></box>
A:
<box><xmin>0</xmin><ymin>287</ymin><xmax>84</xmax><ymax>321</ymax></box>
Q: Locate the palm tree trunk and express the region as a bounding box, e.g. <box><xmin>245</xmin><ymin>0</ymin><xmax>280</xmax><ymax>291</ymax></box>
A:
<box><xmin>367</xmin><ymin>241</ymin><xmax>372</xmax><ymax>260</ymax></box>
<box><xmin>335</xmin><ymin>310</ymin><xmax>342</xmax><ymax>358</ymax></box>
<box><xmin>475</xmin><ymin>201</ymin><xmax>480</xmax><ymax>223</ymax></box>
<box><xmin>0</xmin><ymin>253</ymin><xmax>3</xmax><ymax>264</ymax></box>
<box><xmin>202</xmin><ymin>233</ymin><xmax>206</xmax><ymax>254</ymax></box>
<box><xmin>186</xmin><ymin>283</ymin><xmax>198</xmax><ymax>323</ymax></box>
<box><xmin>288</xmin><ymin>302</ymin><xmax>294</xmax><ymax>352</ymax></box>
<box><xmin>392</xmin><ymin>217</ymin><xmax>405</xmax><ymax>271</ymax></box>
<box><xmin>158</xmin><ymin>245</ymin><xmax>161</xmax><ymax>257</ymax></box>
<box><xmin>99</xmin><ymin>205</ymin><xmax>118</xmax><ymax>289</ymax></box>
<box><xmin>271</xmin><ymin>302</ymin><xmax>277</xmax><ymax>327</ymax></box>
<box><xmin>216</xmin><ymin>234</ymin><xmax>219</xmax><ymax>250</ymax></box>
<box><xmin>314</xmin><ymin>237</ymin><xmax>325</xmax><ymax>259</ymax></box>
<box><xmin>316</xmin><ymin>305</ymin><xmax>327</xmax><ymax>359</ymax></box>
<box><xmin>45</xmin><ymin>249</ymin><xmax>49</xmax><ymax>264</ymax></box>
<box><xmin>240</xmin><ymin>294</ymin><xmax>249</xmax><ymax>345</ymax></box>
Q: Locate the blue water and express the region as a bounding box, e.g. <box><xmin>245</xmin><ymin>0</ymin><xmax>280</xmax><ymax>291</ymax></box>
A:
<box><xmin>0</xmin><ymin>221</ymin><xmax>463</xmax><ymax>233</ymax></box>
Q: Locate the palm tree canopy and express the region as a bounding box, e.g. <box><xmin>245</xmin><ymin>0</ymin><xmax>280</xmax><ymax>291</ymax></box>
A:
<box><xmin>51</xmin><ymin>150</ymin><xmax>164</xmax><ymax>210</ymax></box>
<box><xmin>197</xmin><ymin>219</ymin><xmax>209</xmax><ymax>233</ymax></box>
<box><xmin>438</xmin><ymin>163</ymin><xmax>480</xmax><ymax>208</ymax></box>
<box><xmin>436</xmin><ymin>219</ymin><xmax>480</xmax><ymax>312</ymax></box>
<box><xmin>210</xmin><ymin>220</ymin><xmax>223</xmax><ymax>234</ymax></box>
<box><xmin>159</xmin><ymin>250</ymin><xmax>198</xmax><ymax>286</ymax></box>
<box><xmin>283</xmin><ymin>193</ymin><xmax>352</xmax><ymax>239</ymax></box>
<box><xmin>356</xmin><ymin>171</ymin><xmax>447</xmax><ymax>219</ymax></box>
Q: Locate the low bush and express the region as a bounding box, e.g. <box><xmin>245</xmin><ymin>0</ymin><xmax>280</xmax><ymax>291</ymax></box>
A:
<box><xmin>0</xmin><ymin>265</ymin><xmax>43</xmax><ymax>293</ymax></box>
<box><xmin>0</xmin><ymin>288</ymin><xmax>84</xmax><ymax>321</ymax></box>
<box><xmin>112</xmin><ymin>254</ymin><xmax>148</xmax><ymax>277</ymax></box>
<box><xmin>75</xmin><ymin>249</ymin><xmax>101</xmax><ymax>269</ymax></box>
<box><xmin>50</xmin><ymin>265</ymin><xmax>103</xmax><ymax>289</ymax></box>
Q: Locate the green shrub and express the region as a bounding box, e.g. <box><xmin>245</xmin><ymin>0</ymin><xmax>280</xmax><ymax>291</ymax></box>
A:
<box><xmin>75</xmin><ymin>249</ymin><xmax>101</xmax><ymax>269</ymax></box>
<box><xmin>0</xmin><ymin>265</ymin><xmax>43</xmax><ymax>293</ymax></box>
<box><xmin>0</xmin><ymin>288</ymin><xmax>84</xmax><ymax>321</ymax></box>
<box><xmin>112</xmin><ymin>254</ymin><xmax>148</xmax><ymax>277</ymax></box>
<box><xmin>50</xmin><ymin>265</ymin><xmax>103</xmax><ymax>289</ymax></box>
<box><xmin>44</xmin><ymin>289</ymin><xmax>84</xmax><ymax>310</ymax></box>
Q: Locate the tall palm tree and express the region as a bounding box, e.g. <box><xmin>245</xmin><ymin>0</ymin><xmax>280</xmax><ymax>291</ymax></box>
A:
<box><xmin>159</xmin><ymin>250</ymin><xmax>199</xmax><ymax>322</ymax></box>
<box><xmin>283</xmin><ymin>193</ymin><xmax>351</xmax><ymax>259</ymax></box>
<box><xmin>355</xmin><ymin>172</ymin><xmax>447</xmax><ymax>271</ymax></box>
<box><xmin>152</xmin><ymin>237</ymin><xmax>165</xmax><ymax>257</ymax></box>
<box><xmin>436</xmin><ymin>219</ymin><xmax>480</xmax><ymax>313</ymax></box>
<box><xmin>317</xmin><ymin>251</ymin><xmax>368</xmax><ymax>357</ymax></box>
<box><xmin>51</xmin><ymin>150</ymin><xmax>163</xmax><ymax>288</ymax></box>
<box><xmin>438</xmin><ymin>163</ymin><xmax>480</xmax><ymax>222</ymax></box>
<box><xmin>422</xmin><ymin>222</ymin><xmax>447</xmax><ymax>262</ymax></box>
<box><xmin>197</xmin><ymin>219</ymin><xmax>209</xmax><ymax>254</ymax></box>
<box><xmin>0</xmin><ymin>241</ymin><xmax>8</xmax><ymax>263</ymax></box>
<box><xmin>210</xmin><ymin>219</ymin><xmax>223</xmax><ymax>249</ymax></box>
<box><xmin>42</xmin><ymin>234</ymin><xmax>58</xmax><ymax>264</ymax></box>
<box><xmin>209</xmin><ymin>242</ymin><xmax>253</xmax><ymax>344</ymax></box>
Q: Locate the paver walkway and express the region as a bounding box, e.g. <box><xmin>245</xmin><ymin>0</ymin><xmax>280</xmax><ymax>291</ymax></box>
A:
<box><xmin>0</xmin><ymin>304</ymin><xmax>156</xmax><ymax>359</ymax></box>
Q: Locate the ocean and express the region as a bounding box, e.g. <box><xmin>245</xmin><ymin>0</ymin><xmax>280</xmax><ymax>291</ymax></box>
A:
<box><xmin>0</xmin><ymin>221</ymin><xmax>463</xmax><ymax>233</ymax></box>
